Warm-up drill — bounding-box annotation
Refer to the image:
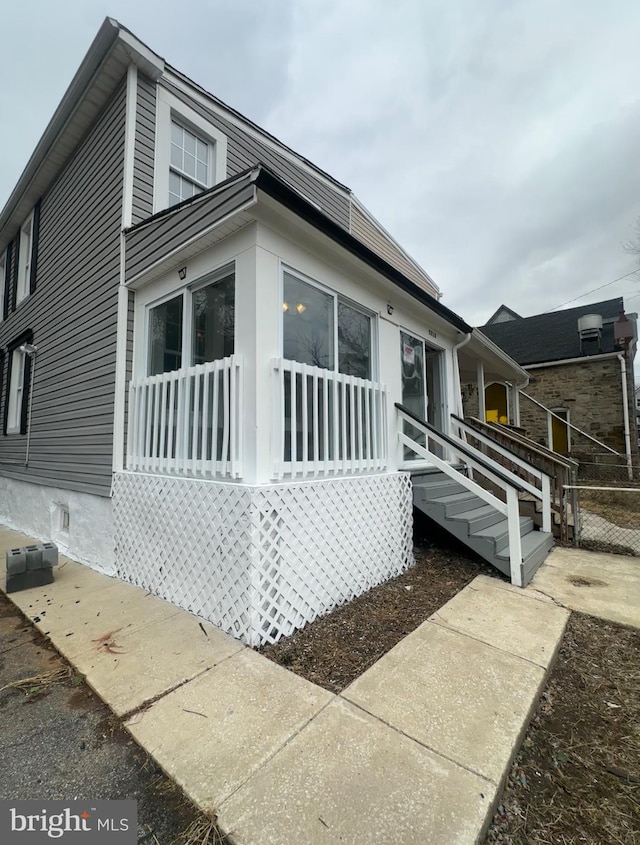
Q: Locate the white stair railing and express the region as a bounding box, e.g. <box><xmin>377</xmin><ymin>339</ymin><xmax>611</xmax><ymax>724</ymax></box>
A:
<box><xmin>127</xmin><ymin>355</ymin><xmax>243</xmax><ymax>479</ymax></box>
<box><xmin>451</xmin><ymin>414</ymin><xmax>552</xmax><ymax>533</ymax></box>
<box><xmin>396</xmin><ymin>403</ymin><xmax>525</xmax><ymax>586</ymax></box>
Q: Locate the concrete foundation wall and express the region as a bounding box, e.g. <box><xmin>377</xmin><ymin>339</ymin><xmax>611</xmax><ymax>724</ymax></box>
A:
<box><xmin>0</xmin><ymin>476</ymin><xmax>115</xmax><ymax>574</ymax></box>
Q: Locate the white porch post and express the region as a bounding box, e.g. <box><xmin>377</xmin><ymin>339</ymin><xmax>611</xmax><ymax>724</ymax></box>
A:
<box><xmin>477</xmin><ymin>360</ymin><xmax>486</xmax><ymax>421</ymax></box>
<box><xmin>513</xmin><ymin>386</ymin><xmax>521</xmax><ymax>428</ymax></box>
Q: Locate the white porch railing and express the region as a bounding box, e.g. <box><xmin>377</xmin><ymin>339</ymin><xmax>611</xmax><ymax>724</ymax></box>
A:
<box><xmin>272</xmin><ymin>358</ymin><xmax>388</xmax><ymax>479</ymax></box>
<box><xmin>127</xmin><ymin>356</ymin><xmax>243</xmax><ymax>479</ymax></box>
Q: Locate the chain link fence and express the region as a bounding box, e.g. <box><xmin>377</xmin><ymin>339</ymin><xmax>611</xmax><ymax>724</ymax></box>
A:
<box><xmin>567</xmin><ymin>485</ymin><xmax>640</xmax><ymax>557</ymax></box>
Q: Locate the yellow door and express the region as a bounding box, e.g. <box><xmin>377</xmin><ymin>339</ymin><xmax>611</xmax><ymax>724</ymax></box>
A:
<box><xmin>485</xmin><ymin>383</ymin><xmax>509</xmax><ymax>424</ymax></box>
<box><xmin>551</xmin><ymin>411</ymin><xmax>569</xmax><ymax>454</ymax></box>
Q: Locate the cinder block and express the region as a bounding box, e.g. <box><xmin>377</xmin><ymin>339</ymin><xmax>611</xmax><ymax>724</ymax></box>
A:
<box><xmin>41</xmin><ymin>542</ymin><xmax>59</xmax><ymax>568</ymax></box>
<box><xmin>25</xmin><ymin>545</ymin><xmax>43</xmax><ymax>570</ymax></box>
<box><xmin>6</xmin><ymin>568</ymin><xmax>54</xmax><ymax>593</ymax></box>
<box><xmin>6</xmin><ymin>548</ymin><xmax>27</xmax><ymax>575</ymax></box>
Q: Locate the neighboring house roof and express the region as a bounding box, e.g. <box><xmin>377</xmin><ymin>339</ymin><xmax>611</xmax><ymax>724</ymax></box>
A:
<box><xmin>485</xmin><ymin>304</ymin><xmax>522</xmax><ymax>324</ymax></box>
<box><xmin>480</xmin><ymin>298</ymin><xmax>628</xmax><ymax>366</ymax></box>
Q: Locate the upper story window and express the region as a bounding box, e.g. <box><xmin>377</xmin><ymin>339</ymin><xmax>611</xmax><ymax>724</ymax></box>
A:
<box><xmin>282</xmin><ymin>269</ymin><xmax>375</xmax><ymax>380</ymax></box>
<box><xmin>169</xmin><ymin>121</ymin><xmax>210</xmax><ymax>206</ymax></box>
<box><xmin>16</xmin><ymin>212</ymin><xmax>33</xmax><ymax>305</ymax></box>
<box><xmin>155</xmin><ymin>88</ymin><xmax>228</xmax><ymax>214</ymax></box>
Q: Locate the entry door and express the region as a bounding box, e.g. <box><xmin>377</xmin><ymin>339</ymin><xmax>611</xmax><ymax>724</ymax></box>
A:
<box><xmin>400</xmin><ymin>331</ymin><xmax>444</xmax><ymax>459</ymax></box>
<box><xmin>550</xmin><ymin>410</ymin><xmax>570</xmax><ymax>454</ymax></box>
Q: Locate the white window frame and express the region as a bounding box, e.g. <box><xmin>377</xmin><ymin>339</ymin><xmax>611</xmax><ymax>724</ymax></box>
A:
<box><xmin>280</xmin><ymin>265</ymin><xmax>379</xmax><ymax>381</ymax></box>
<box><xmin>154</xmin><ymin>87</ymin><xmax>228</xmax><ymax>213</ymax></box>
<box><xmin>16</xmin><ymin>212</ymin><xmax>33</xmax><ymax>305</ymax></box>
<box><xmin>7</xmin><ymin>347</ymin><xmax>26</xmax><ymax>434</ymax></box>
<box><xmin>144</xmin><ymin>262</ymin><xmax>235</xmax><ymax>376</ymax></box>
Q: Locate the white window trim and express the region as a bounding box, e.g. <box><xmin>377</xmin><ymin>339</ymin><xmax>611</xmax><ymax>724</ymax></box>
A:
<box><xmin>280</xmin><ymin>264</ymin><xmax>379</xmax><ymax>381</ymax></box>
<box><xmin>7</xmin><ymin>347</ymin><xmax>26</xmax><ymax>434</ymax></box>
<box><xmin>143</xmin><ymin>262</ymin><xmax>235</xmax><ymax>376</ymax></box>
<box><xmin>154</xmin><ymin>87</ymin><xmax>228</xmax><ymax>213</ymax></box>
<box><xmin>16</xmin><ymin>211</ymin><xmax>34</xmax><ymax>305</ymax></box>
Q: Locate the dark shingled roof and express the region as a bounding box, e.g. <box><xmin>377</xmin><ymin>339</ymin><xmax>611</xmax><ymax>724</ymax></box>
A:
<box><xmin>480</xmin><ymin>298</ymin><xmax>626</xmax><ymax>366</ymax></box>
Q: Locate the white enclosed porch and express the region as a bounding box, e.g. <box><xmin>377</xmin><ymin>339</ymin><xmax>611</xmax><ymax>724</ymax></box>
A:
<box><xmin>115</xmin><ymin>171</ymin><xmax>550</xmax><ymax>643</ymax></box>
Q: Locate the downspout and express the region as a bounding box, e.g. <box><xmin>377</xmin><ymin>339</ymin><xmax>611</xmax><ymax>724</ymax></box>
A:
<box><xmin>617</xmin><ymin>354</ymin><xmax>633</xmax><ymax>481</ymax></box>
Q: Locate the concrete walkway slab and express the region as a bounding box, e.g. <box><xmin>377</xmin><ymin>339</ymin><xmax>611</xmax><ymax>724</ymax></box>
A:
<box><xmin>532</xmin><ymin>547</ymin><xmax>640</xmax><ymax>628</ymax></box>
<box><xmin>218</xmin><ymin>697</ymin><xmax>495</xmax><ymax>845</ymax></box>
<box><xmin>430</xmin><ymin>575</ymin><xmax>569</xmax><ymax>668</ymax></box>
<box><xmin>71</xmin><ymin>612</ymin><xmax>244</xmax><ymax>717</ymax></box>
<box><xmin>9</xmin><ymin>572</ymin><xmax>179</xmax><ymax>662</ymax></box>
<box><xmin>343</xmin><ymin>620</ymin><xmax>548</xmax><ymax>784</ymax></box>
<box><xmin>125</xmin><ymin>649</ymin><xmax>333</xmax><ymax>809</ymax></box>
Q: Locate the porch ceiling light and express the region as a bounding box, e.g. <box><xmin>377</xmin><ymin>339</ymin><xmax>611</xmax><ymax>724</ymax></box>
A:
<box><xmin>282</xmin><ymin>302</ymin><xmax>289</xmax><ymax>312</ymax></box>
<box><xmin>296</xmin><ymin>303</ymin><xmax>306</xmax><ymax>314</ymax></box>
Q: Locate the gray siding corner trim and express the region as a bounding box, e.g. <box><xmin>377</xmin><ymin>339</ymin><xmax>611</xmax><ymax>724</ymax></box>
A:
<box><xmin>125</xmin><ymin>177</ymin><xmax>257</xmax><ymax>283</ymax></box>
<box><xmin>132</xmin><ymin>74</ymin><xmax>156</xmax><ymax>225</ymax></box>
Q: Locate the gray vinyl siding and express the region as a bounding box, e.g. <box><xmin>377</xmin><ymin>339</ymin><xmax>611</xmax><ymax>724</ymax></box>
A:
<box><xmin>162</xmin><ymin>81</ymin><xmax>350</xmax><ymax>230</ymax></box>
<box><xmin>132</xmin><ymin>74</ymin><xmax>156</xmax><ymax>225</ymax></box>
<box><xmin>0</xmin><ymin>78</ymin><xmax>126</xmax><ymax>497</ymax></box>
<box><xmin>125</xmin><ymin>178</ymin><xmax>256</xmax><ymax>283</ymax></box>
<box><xmin>350</xmin><ymin>203</ymin><xmax>436</xmax><ymax>293</ymax></box>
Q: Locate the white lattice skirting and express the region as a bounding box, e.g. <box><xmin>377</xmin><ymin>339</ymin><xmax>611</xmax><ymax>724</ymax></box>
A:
<box><xmin>112</xmin><ymin>471</ymin><xmax>413</xmax><ymax>645</ymax></box>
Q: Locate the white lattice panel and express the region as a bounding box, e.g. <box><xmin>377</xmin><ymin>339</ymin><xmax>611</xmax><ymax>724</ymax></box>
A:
<box><xmin>250</xmin><ymin>473</ymin><xmax>413</xmax><ymax>644</ymax></box>
<box><xmin>113</xmin><ymin>471</ymin><xmax>413</xmax><ymax>646</ymax></box>
<box><xmin>113</xmin><ymin>473</ymin><xmax>253</xmax><ymax>640</ymax></box>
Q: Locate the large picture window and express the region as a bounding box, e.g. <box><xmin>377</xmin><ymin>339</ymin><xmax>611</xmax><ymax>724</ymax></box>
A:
<box><xmin>282</xmin><ymin>270</ymin><xmax>373</xmax><ymax>378</ymax></box>
<box><xmin>147</xmin><ymin>267</ymin><xmax>234</xmax><ymax>376</ymax></box>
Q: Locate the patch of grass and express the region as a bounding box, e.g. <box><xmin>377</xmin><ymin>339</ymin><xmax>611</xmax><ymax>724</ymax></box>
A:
<box><xmin>0</xmin><ymin>666</ymin><xmax>73</xmax><ymax>697</ymax></box>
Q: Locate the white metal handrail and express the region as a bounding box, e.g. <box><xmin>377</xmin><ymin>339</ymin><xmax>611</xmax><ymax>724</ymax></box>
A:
<box><xmin>451</xmin><ymin>415</ymin><xmax>552</xmax><ymax>533</ymax></box>
<box><xmin>127</xmin><ymin>355</ymin><xmax>243</xmax><ymax>479</ymax></box>
<box><xmin>272</xmin><ymin>358</ymin><xmax>388</xmax><ymax>479</ymax></box>
<box><xmin>397</xmin><ymin>405</ymin><xmax>524</xmax><ymax>586</ymax></box>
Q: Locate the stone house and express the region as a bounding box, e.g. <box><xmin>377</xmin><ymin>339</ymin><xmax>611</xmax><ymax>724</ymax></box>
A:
<box><xmin>463</xmin><ymin>298</ymin><xmax>638</xmax><ymax>473</ymax></box>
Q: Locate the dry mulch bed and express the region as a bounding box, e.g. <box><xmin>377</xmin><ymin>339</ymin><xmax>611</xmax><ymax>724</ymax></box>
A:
<box><xmin>259</xmin><ymin>519</ymin><xmax>500</xmax><ymax>693</ymax></box>
<box><xmin>486</xmin><ymin>612</ymin><xmax>640</xmax><ymax>844</ymax></box>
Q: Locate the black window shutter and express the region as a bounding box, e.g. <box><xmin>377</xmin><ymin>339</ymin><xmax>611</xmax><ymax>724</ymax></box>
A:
<box><xmin>3</xmin><ymin>241</ymin><xmax>12</xmax><ymax>320</ymax></box>
<box><xmin>29</xmin><ymin>199</ymin><xmax>41</xmax><ymax>295</ymax></box>
<box><xmin>19</xmin><ymin>351</ymin><xmax>33</xmax><ymax>435</ymax></box>
<box><xmin>11</xmin><ymin>234</ymin><xmax>19</xmax><ymax>313</ymax></box>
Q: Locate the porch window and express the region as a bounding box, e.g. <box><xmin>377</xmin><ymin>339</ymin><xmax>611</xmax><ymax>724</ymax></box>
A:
<box><xmin>282</xmin><ymin>270</ymin><xmax>372</xmax><ymax>377</ymax></box>
<box><xmin>279</xmin><ymin>269</ymin><xmax>380</xmax><ymax>474</ymax></box>
<box><xmin>147</xmin><ymin>268</ymin><xmax>234</xmax><ymax>375</ymax></box>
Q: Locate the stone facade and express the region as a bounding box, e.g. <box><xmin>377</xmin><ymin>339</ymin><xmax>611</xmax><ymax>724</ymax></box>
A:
<box><xmin>462</xmin><ymin>354</ymin><xmax>638</xmax><ymax>467</ymax></box>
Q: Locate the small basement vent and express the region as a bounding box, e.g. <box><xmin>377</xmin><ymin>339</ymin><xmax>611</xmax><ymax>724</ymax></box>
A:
<box><xmin>577</xmin><ymin>313</ymin><xmax>602</xmax><ymax>353</ymax></box>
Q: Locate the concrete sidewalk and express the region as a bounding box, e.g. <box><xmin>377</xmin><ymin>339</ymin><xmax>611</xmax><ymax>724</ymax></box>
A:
<box><xmin>0</xmin><ymin>524</ymin><xmax>580</xmax><ymax>844</ymax></box>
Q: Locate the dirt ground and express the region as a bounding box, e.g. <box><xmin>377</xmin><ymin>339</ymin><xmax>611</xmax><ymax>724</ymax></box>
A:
<box><xmin>260</xmin><ymin>516</ymin><xmax>500</xmax><ymax>693</ymax></box>
<box><xmin>0</xmin><ymin>593</ymin><xmax>229</xmax><ymax>845</ymax></box>
<box><xmin>486</xmin><ymin>612</ymin><xmax>640</xmax><ymax>845</ymax></box>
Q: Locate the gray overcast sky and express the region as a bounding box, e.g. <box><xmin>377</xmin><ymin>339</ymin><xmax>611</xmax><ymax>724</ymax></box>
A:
<box><xmin>2</xmin><ymin>0</ymin><xmax>640</xmax><ymax>342</ymax></box>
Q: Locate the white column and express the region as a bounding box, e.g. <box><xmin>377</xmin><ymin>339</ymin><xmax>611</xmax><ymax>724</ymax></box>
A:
<box><xmin>477</xmin><ymin>360</ymin><xmax>486</xmax><ymax>421</ymax></box>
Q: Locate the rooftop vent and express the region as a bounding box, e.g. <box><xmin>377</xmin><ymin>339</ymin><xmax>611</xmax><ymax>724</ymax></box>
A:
<box><xmin>578</xmin><ymin>313</ymin><xmax>602</xmax><ymax>353</ymax></box>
